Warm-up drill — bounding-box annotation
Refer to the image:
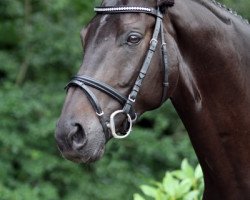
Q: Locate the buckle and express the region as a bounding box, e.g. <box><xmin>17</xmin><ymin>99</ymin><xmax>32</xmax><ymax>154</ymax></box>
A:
<box><xmin>96</xmin><ymin>111</ymin><xmax>104</xmax><ymax>117</ymax></box>
<box><xmin>128</xmin><ymin>95</ymin><xmax>136</xmax><ymax>103</ymax></box>
<box><xmin>161</xmin><ymin>42</ymin><xmax>167</xmax><ymax>47</ymax></box>
<box><xmin>150</xmin><ymin>38</ymin><xmax>158</xmax><ymax>45</ymax></box>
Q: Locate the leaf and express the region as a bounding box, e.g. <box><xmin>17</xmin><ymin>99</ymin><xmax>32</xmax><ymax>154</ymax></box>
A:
<box><xmin>176</xmin><ymin>179</ymin><xmax>193</xmax><ymax>198</ymax></box>
<box><xmin>172</xmin><ymin>170</ymin><xmax>187</xmax><ymax>180</ymax></box>
<box><xmin>183</xmin><ymin>190</ymin><xmax>199</xmax><ymax>200</ymax></box>
<box><xmin>181</xmin><ymin>159</ymin><xmax>195</xmax><ymax>179</ymax></box>
<box><xmin>194</xmin><ymin>165</ymin><xmax>203</xmax><ymax>180</ymax></box>
<box><xmin>163</xmin><ymin>173</ymin><xmax>178</xmax><ymax>198</ymax></box>
<box><xmin>140</xmin><ymin>185</ymin><xmax>157</xmax><ymax>198</ymax></box>
<box><xmin>133</xmin><ymin>193</ymin><xmax>146</xmax><ymax>200</ymax></box>
<box><xmin>156</xmin><ymin>189</ymin><xmax>168</xmax><ymax>200</ymax></box>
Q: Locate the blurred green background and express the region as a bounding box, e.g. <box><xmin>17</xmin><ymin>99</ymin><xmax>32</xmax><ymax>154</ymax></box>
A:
<box><xmin>0</xmin><ymin>0</ymin><xmax>249</xmax><ymax>199</ymax></box>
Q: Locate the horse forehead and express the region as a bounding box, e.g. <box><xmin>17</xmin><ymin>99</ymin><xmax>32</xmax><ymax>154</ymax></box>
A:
<box><xmin>91</xmin><ymin>13</ymin><xmax>145</xmax><ymax>36</ymax></box>
<box><xmin>89</xmin><ymin>15</ymin><xmax>117</xmax><ymax>38</ymax></box>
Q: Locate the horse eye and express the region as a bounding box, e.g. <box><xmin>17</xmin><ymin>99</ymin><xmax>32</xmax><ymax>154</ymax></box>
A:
<box><xmin>127</xmin><ymin>33</ymin><xmax>142</xmax><ymax>45</ymax></box>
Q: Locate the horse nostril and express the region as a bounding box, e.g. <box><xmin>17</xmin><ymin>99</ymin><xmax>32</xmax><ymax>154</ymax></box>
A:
<box><xmin>68</xmin><ymin>123</ymin><xmax>87</xmax><ymax>150</ymax></box>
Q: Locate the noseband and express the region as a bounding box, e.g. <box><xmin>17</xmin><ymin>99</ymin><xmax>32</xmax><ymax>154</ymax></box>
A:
<box><xmin>66</xmin><ymin>6</ymin><xmax>169</xmax><ymax>140</ymax></box>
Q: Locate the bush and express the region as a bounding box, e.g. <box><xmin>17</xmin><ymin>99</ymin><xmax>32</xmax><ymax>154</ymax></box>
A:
<box><xmin>133</xmin><ymin>159</ymin><xmax>204</xmax><ymax>200</ymax></box>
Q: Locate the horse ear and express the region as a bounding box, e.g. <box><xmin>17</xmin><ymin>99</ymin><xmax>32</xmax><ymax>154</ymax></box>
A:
<box><xmin>157</xmin><ymin>0</ymin><xmax>174</xmax><ymax>13</ymax></box>
<box><xmin>157</xmin><ymin>0</ymin><xmax>175</xmax><ymax>8</ymax></box>
<box><xmin>80</xmin><ymin>27</ymin><xmax>88</xmax><ymax>48</ymax></box>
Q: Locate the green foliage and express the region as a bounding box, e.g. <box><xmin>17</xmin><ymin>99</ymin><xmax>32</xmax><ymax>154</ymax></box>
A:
<box><xmin>0</xmin><ymin>0</ymin><xmax>249</xmax><ymax>199</ymax></box>
<box><xmin>133</xmin><ymin>160</ymin><xmax>204</xmax><ymax>200</ymax></box>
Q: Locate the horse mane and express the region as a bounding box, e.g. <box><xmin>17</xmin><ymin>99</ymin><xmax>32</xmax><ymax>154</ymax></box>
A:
<box><xmin>158</xmin><ymin>0</ymin><xmax>249</xmax><ymax>25</ymax></box>
<box><xmin>209</xmin><ymin>0</ymin><xmax>249</xmax><ymax>25</ymax></box>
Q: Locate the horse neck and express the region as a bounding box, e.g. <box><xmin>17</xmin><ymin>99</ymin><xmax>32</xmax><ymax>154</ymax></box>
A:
<box><xmin>168</xmin><ymin>0</ymin><xmax>250</xmax><ymax>199</ymax></box>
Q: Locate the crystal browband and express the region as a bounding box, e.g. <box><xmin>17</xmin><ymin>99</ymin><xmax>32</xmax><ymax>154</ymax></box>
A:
<box><xmin>94</xmin><ymin>6</ymin><xmax>159</xmax><ymax>17</ymax></box>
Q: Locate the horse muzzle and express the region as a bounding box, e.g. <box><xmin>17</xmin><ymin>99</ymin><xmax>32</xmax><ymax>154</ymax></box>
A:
<box><xmin>55</xmin><ymin>118</ymin><xmax>106</xmax><ymax>163</ymax></box>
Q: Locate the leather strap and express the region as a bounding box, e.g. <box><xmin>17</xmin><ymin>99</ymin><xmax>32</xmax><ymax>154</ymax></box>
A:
<box><xmin>160</xmin><ymin>20</ymin><xmax>169</xmax><ymax>104</ymax></box>
<box><xmin>73</xmin><ymin>75</ymin><xmax>127</xmax><ymax>105</ymax></box>
<box><xmin>123</xmin><ymin>9</ymin><xmax>164</xmax><ymax>114</ymax></box>
<box><xmin>66</xmin><ymin>80</ymin><xmax>110</xmax><ymax>140</ymax></box>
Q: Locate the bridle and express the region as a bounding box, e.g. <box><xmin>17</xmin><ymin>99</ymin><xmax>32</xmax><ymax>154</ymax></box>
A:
<box><xmin>66</xmin><ymin>5</ymin><xmax>171</xmax><ymax>140</ymax></box>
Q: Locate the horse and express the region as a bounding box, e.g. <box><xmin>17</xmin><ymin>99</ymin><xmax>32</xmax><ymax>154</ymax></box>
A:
<box><xmin>55</xmin><ymin>0</ymin><xmax>250</xmax><ymax>199</ymax></box>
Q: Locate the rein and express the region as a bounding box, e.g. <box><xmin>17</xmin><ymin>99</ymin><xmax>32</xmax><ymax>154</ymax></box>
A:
<box><xmin>66</xmin><ymin>6</ymin><xmax>170</xmax><ymax>140</ymax></box>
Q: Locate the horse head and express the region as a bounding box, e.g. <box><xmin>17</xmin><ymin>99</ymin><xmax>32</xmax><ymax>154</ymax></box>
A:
<box><xmin>55</xmin><ymin>0</ymin><xmax>179</xmax><ymax>163</ymax></box>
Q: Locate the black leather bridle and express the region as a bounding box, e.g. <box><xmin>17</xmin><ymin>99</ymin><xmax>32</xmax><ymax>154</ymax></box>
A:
<box><xmin>66</xmin><ymin>6</ymin><xmax>170</xmax><ymax>140</ymax></box>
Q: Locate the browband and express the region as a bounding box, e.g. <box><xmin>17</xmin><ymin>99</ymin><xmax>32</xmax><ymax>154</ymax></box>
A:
<box><xmin>94</xmin><ymin>6</ymin><xmax>162</xmax><ymax>18</ymax></box>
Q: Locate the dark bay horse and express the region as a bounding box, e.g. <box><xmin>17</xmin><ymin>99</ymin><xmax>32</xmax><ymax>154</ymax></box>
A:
<box><xmin>55</xmin><ymin>0</ymin><xmax>250</xmax><ymax>199</ymax></box>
